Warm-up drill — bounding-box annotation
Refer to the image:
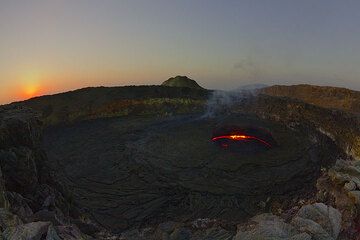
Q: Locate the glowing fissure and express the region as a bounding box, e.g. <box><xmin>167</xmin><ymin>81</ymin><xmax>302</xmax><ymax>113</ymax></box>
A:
<box><xmin>211</xmin><ymin>134</ymin><xmax>272</xmax><ymax>147</ymax></box>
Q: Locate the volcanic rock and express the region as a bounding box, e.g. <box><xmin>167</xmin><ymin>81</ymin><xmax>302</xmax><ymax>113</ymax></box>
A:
<box><xmin>233</xmin><ymin>203</ymin><xmax>341</xmax><ymax>240</ymax></box>
<box><xmin>46</xmin><ymin>224</ymin><xmax>61</xmax><ymax>240</ymax></box>
<box><xmin>4</xmin><ymin>192</ymin><xmax>34</xmax><ymax>220</ymax></box>
<box><xmin>0</xmin><ymin>208</ymin><xmax>22</xmax><ymax>231</ymax></box>
<box><xmin>262</xmin><ymin>84</ymin><xmax>360</xmax><ymax>114</ymax></box>
<box><xmin>233</xmin><ymin>213</ymin><xmax>310</xmax><ymax>240</ymax></box>
<box><xmin>291</xmin><ymin>203</ymin><xmax>341</xmax><ymax>240</ymax></box>
<box><xmin>3</xmin><ymin>221</ymin><xmax>51</xmax><ymax>240</ymax></box>
<box><xmin>52</xmin><ymin>224</ymin><xmax>91</xmax><ymax>240</ymax></box>
<box><xmin>0</xmin><ymin>106</ymin><xmax>96</xmax><ymax>239</ymax></box>
<box><xmin>161</xmin><ymin>76</ymin><xmax>204</xmax><ymax>89</ymax></box>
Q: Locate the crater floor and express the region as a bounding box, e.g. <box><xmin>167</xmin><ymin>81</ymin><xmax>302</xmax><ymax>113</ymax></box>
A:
<box><xmin>43</xmin><ymin>114</ymin><xmax>340</xmax><ymax>232</ymax></box>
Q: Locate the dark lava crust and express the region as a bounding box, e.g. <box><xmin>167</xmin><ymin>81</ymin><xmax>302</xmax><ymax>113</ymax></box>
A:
<box><xmin>43</xmin><ymin>113</ymin><xmax>342</xmax><ymax>233</ymax></box>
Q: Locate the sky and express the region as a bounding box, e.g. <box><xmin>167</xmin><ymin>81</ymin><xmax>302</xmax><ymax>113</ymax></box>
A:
<box><xmin>1</xmin><ymin>0</ymin><xmax>360</xmax><ymax>104</ymax></box>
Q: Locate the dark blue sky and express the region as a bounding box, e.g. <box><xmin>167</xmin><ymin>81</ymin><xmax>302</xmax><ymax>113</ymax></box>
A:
<box><xmin>1</xmin><ymin>0</ymin><xmax>360</xmax><ymax>103</ymax></box>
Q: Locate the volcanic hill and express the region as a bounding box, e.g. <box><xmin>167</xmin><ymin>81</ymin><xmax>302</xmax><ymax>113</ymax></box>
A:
<box><xmin>161</xmin><ymin>75</ymin><xmax>204</xmax><ymax>89</ymax></box>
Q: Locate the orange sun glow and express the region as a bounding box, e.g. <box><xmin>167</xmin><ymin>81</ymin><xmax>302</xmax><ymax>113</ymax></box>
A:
<box><xmin>18</xmin><ymin>71</ymin><xmax>44</xmax><ymax>100</ymax></box>
<box><xmin>24</xmin><ymin>85</ymin><xmax>39</xmax><ymax>97</ymax></box>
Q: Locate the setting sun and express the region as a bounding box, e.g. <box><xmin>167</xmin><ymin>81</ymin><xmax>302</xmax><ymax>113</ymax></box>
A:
<box><xmin>18</xmin><ymin>71</ymin><xmax>43</xmax><ymax>100</ymax></box>
<box><xmin>24</xmin><ymin>85</ymin><xmax>39</xmax><ymax>98</ymax></box>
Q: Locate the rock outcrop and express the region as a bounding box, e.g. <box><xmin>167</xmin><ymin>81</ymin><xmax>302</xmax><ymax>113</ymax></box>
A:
<box><xmin>234</xmin><ymin>203</ymin><xmax>341</xmax><ymax>240</ymax></box>
<box><xmin>161</xmin><ymin>76</ymin><xmax>204</xmax><ymax>89</ymax></box>
<box><xmin>15</xmin><ymin>85</ymin><xmax>209</xmax><ymax>126</ymax></box>
<box><xmin>0</xmin><ymin>106</ymin><xmax>98</xmax><ymax>239</ymax></box>
<box><xmin>262</xmin><ymin>84</ymin><xmax>360</xmax><ymax>114</ymax></box>
<box><xmin>103</xmin><ymin>203</ymin><xmax>341</xmax><ymax>240</ymax></box>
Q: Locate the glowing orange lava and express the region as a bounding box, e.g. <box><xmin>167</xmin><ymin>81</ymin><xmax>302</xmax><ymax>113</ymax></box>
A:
<box><xmin>211</xmin><ymin>134</ymin><xmax>272</xmax><ymax>147</ymax></box>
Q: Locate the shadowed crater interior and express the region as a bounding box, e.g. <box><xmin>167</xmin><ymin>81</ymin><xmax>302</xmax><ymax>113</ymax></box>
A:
<box><xmin>43</xmin><ymin>113</ymin><xmax>342</xmax><ymax>232</ymax></box>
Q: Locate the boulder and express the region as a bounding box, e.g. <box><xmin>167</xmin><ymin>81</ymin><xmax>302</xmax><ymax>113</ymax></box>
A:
<box><xmin>290</xmin><ymin>233</ymin><xmax>312</xmax><ymax>240</ymax></box>
<box><xmin>233</xmin><ymin>213</ymin><xmax>303</xmax><ymax>240</ymax></box>
<box><xmin>348</xmin><ymin>191</ymin><xmax>360</xmax><ymax>204</ymax></box>
<box><xmin>27</xmin><ymin>210</ymin><xmax>62</xmax><ymax>226</ymax></box>
<box><xmin>329</xmin><ymin>159</ymin><xmax>360</xmax><ymax>189</ymax></box>
<box><xmin>0</xmin><ymin>147</ymin><xmax>39</xmax><ymax>194</ymax></box>
<box><xmin>0</xmin><ymin>208</ymin><xmax>22</xmax><ymax>231</ymax></box>
<box><xmin>234</xmin><ymin>203</ymin><xmax>341</xmax><ymax>240</ymax></box>
<box><xmin>155</xmin><ymin>221</ymin><xmax>178</xmax><ymax>239</ymax></box>
<box><xmin>291</xmin><ymin>203</ymin><xmax>341</xmax><ymax>240</ymax></box>
<box><xmin>4</xmin><ymin>192</ymin><xmax>33</xmax><ymax>220</ymax></box>
<box><xmin>291</xmin><ymin>217</ymin><xmax>333</xmax><ymax>240</ymax></box>
<box><xmin>194</xmin><ymin>226</ymin><xmax>234</xmax><ymax>240</ymax></box>
<box><xmin>3</xmin><ymin>221</ymin><xmax>51</xmax><ymax>240</ymax></box>
<box><xmin>0</xmin><ymin>107</ymin><xmax>41</xmax><ymax>149</ymax></box>
<box><xmin>54</xmin><ymin>224</ymin><xmax>92</xmax><ymax>240</ymax></box>
<box><xmin>45</xmin><ymin>224</ymin><xmax>61</xmax><ymax>240</ymax></box>
<box><xmin>169</xmin><ymin>227</ymin><xmax>192</xmax><ymax>240</ymax></box>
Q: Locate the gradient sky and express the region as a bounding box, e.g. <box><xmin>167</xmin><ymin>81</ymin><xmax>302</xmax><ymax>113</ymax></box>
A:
<box><xmin>1</xmin><ymin>0</ymin><xmax>360</xmax><ymax>104</ymax></box>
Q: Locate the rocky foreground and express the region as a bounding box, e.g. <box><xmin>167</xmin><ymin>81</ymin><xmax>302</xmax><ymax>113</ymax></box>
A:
<box><xmin>0</xmin><ymin>106</ymin><xmax>108</xmax><ymax>239</ymax></box>
<box><xmin>1</xmin><ymin>83</ymin><xmax>360</xmax><ymax>239</ymax></box>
